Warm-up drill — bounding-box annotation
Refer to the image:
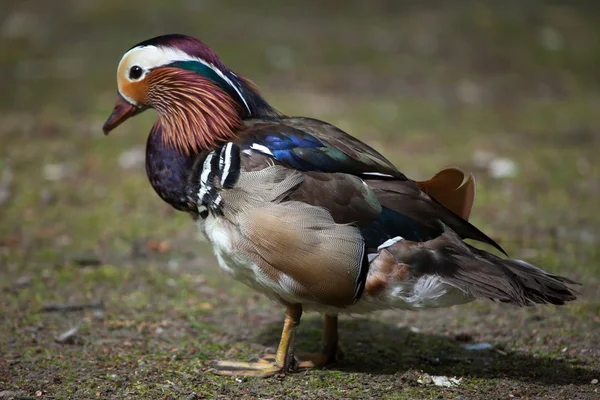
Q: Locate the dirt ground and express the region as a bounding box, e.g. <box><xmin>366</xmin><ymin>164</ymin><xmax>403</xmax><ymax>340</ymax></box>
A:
<box><xmin>1</xmin><ymin>1</ymin><xmax>599</xmax><ymax>399</ymax></box>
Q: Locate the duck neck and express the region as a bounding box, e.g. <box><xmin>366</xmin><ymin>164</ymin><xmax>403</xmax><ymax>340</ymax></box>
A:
<box><xmin>143</xmin><ymin>67</ymin><xmax>280</xmax><ymax>211</ymax></box>
<box><xmin>145</xmin><ymin>121</ymin><xmax>206</xmax><ymax>212</ymax></box>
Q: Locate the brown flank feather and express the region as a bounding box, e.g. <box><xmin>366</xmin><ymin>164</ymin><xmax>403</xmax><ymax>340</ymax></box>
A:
<box><xmin>238</xmin><ymin>203</ymin><xmax>365</xmax><ymax>307</ymax></box>
<box><xmin>146</xmin><ymin>68</ymin><xmax>243</xmax><ymax>154</ymax></box>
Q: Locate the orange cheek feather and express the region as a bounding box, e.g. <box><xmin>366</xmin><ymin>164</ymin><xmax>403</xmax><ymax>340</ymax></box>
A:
<box><xmin>118</xmin><ymin>78</ymin><xmax>149</xmax><ymax>104</ymax></box>
<box><xmin>117</xmin><ymin>63</ymin><xmax>150</xmax><ymax>104</ymax></box>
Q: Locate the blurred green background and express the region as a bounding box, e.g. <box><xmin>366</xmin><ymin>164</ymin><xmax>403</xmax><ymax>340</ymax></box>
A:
<box><xmin>1</xmin><ymin>1</ymin><xmax>599</xmax><ymax>399</ymax></box>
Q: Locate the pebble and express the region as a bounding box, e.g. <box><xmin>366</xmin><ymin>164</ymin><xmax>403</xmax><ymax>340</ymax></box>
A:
<box><xmin>418</xmin><ymin>374</ymin><xmax>462</xmax><ymax>387</ymax></box>
<box><xmin>488</xmin><ymin>158</ymin><xmax>518</xmax><ymax>179</ymax></box>
<box><xmin>55</xmin><ymin>327</ymin><xmax>79</xmax><ymax>344</ymax></box>
<box><xmin>463</xmin><ymin>342</ymin><xmax>493</xmax><ymax>351</ymax></box>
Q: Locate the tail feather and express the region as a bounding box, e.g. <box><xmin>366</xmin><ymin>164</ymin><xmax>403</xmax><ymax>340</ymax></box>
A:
<box><xmin>386</xmin><ymin>231</ymin><xmax>580</xmax><ymax>306</ymax></box>
<box><xmin>449</xmin><ymin>248</ymin><xmax>579</xmax><ymax>306</ymax></box>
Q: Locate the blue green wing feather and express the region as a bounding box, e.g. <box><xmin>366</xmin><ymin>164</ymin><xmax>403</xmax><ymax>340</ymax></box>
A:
<box><xmin>237</xmin><ymin>117</ymin><xmax>406</xmax><ymax>178</ymax></box>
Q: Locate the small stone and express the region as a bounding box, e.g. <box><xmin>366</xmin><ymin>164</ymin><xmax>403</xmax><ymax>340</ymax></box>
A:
<box><xmin>463</xmin><ymin>342</ymin><xmax>493</xmax><ymax>351</ymax></box>
<box><xmin>431</xmin><ymin>375</ymin><xmax>462</xmax><ymax>387</ymax></box>
<box><xmin>55</xmin><ymin>327</ymin><xmax>79</xmax><ymax>344</ymax></box>
<box><xmin>592</xmin><ymin>378</ymin><xmax>598</xmax><ymax>385</ymax></box>
<box><xmin>488</xmin><ymin>158</ymin><xmax>518</xmax><ymax>179</ymax></box>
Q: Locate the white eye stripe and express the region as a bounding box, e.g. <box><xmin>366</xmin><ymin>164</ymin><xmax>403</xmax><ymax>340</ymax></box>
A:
<box><xmin>118</xmin><ymin>45</ymin><xmax>251</xmax><ymax>114</ymax></box>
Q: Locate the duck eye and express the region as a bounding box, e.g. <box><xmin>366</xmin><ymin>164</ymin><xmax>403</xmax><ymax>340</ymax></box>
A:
<box><xmin>129</xmin><ymin>65</ymin><xmax>143</xmax><ymax>80</ymax></box>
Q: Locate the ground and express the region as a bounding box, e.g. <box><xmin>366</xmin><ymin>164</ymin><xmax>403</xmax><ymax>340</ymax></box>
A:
<box><xmin>1</xmin><ymin>1</ymin><xmax>599</xmax><ymax>399</ymax></box>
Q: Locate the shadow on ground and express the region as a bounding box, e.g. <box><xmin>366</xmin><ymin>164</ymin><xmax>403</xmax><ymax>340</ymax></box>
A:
<box><xmin>254</xmin><ymin>317</ymin><xmax>595</xmax><ymax>385</ymax></box>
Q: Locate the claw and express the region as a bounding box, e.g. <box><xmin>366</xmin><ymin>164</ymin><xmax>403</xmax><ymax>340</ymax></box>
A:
<box><xmin>209</xmin><ymin>359</ymin><xmax>283</xmax><ymax>378</ymax></box>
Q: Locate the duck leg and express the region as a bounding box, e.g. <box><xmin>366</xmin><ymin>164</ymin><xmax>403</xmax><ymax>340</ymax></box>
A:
<box><xmin>210</xmin><ymin>304</ymin><xmax>302</xmax><ymax>377</ymax></box>
<box><xmin>255</xmin><ymin>314</ymin><xmax>338</xmax><ymax>369</ymax></box>
<box><xmin>296</xmin><ymin>314</ymin><xmax>338</xmax><ymax>368</ymax></box>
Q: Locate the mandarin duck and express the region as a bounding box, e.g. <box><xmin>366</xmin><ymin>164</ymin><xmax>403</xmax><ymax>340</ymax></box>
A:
<box><xmin>103</xmin><ymin>34</ymin><xmax>579</xmax><ymax>377</ymax></box>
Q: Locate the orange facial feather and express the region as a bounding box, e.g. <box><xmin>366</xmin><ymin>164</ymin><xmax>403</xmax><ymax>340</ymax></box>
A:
<box><xmin>117</xmin><ymin>58</ymin><xmax>150</xmax><ymax>104</ymax></box>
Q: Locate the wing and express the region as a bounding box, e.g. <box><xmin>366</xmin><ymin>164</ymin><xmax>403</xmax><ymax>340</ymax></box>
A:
<box><xmin>233</xmin><ymin>117</ymin><xmax>505</xmax><ymax>254</ymax></box>
<box><xmin>235</xmin><ymin>117</ymin><xmax>406</xmax><ymax>179</ymax></box>
<box><xmin>286</xmin><ymin>168</ymin><xmax>501</xmax><ymax>254</ymax></box>
<box><xmin>363</xmin><ymin>178</ymin><xmax>505</xmax><ymax>254</ymax></box>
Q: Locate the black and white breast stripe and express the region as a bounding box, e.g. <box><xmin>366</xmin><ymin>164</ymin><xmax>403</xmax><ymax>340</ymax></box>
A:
<box><xmin>218</xmin><ymin>142</ymin><xmax>241</xmax><ymax>188</ymax></box>
<box><xmin>195</xmin><ymin>143</ymin><xmax>242</xmax><ymax>216</ymax></box>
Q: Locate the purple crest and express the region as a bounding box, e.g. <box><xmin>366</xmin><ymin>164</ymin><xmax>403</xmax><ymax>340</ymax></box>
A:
<box><xmin>130</xmin><ymin>34</ymin><xmax>227</xmax><ymax>73</ymax></box>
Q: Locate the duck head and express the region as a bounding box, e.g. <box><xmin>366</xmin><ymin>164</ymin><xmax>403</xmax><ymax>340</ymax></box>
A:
<box><xmin>103</xmin><ymin>34</ymin><xmax>276</xmax><ymax>154</ymax></box>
